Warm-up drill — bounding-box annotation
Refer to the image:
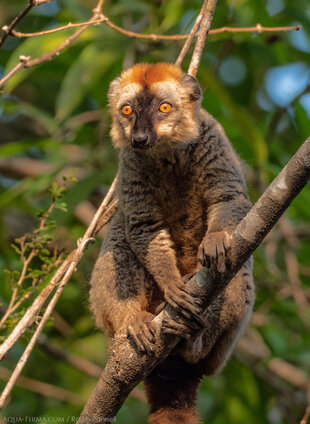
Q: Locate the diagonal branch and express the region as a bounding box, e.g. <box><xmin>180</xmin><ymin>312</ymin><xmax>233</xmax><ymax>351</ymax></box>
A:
<box><xmin>77</xmin><ymin>137</ymin><xmax>310</xmax><ymax>422</ymax></box>
<box><xmin>175</xmin><ymin>0</ymin><xmax>208</xmax><ymax>67</ymax></box>
<box><xmin>188</xmin><ymin>0</ymin><xmax>218</xmax><ymax>76</ymax></box>
<box><xmin>0</xmin><ymin>0</ymin><xmax>40</xmax><ymax>48</ymax></box>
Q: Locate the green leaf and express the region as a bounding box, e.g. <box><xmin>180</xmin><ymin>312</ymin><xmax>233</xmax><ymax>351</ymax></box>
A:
<box><xmin>55</xmin><ymin>45</ymin><xmax>117</xmax><ymax>121</ymax></box>
<box><xmin>10</xmin><ymin>244</ymin><xmax>21</xmax><ymax>255</ymax></box>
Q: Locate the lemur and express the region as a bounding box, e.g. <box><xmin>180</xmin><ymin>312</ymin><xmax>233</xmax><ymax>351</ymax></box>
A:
<box><xmin>89</xmin><ymin>63</ymin><xmax>255</xmax><ymax>424</ymax></box>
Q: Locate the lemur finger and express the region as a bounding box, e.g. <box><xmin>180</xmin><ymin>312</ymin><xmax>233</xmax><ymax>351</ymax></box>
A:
<box><xmin>128</xmin><ymin>325</ymin><xmax>146</xmax><ymax>352</ymax></box>
<box><xmin>161</xmin><ymin>317</ymin><xmax>191</xmax><ymax>339</ymax></box>
<box><xmin>128</xmin><ymin>325</ymin><xmax>156</xmax><ymax>354</ymax></box>
<box><xmin>142</xmin><ymin>320</ymin><xmax>156</xmax><ymax>342</ymax></box>
<box><xmin>216</xmin><ymin>242</ymin><xmax>226</xmax><ymax>273</ymax></box>
<box><xmin>166</xmin><ymin>291</ymin><xmax>201</xmax><ymax>317</ymax></box>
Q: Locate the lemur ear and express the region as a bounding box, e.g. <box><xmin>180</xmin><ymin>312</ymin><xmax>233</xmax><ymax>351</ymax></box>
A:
<box><xmin>108</xmin><ymin>76</ymin><xmax>120</xmax><ymax>102</ymax></box>
<box><xmin>182</xmin><ymin>74</ymin><xmax>201</xmax><ymax>102</ymax></box>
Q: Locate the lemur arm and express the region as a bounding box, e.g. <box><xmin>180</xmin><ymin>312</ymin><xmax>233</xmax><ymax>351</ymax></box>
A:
<box><xmin>197</xmin><ymin>118</ymin><xmax>252</xmax><ymax>271</ymax></box>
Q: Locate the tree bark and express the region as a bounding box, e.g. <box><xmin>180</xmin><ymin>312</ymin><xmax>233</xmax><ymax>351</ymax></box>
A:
<box><xmin>78</xmin><ymin>136</ymin><xmax>310</xmax><ymax>423</ymax></box>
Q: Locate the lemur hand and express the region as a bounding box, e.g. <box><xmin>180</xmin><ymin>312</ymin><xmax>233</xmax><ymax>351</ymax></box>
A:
<box><xmin>197</xmin><ymin>231</ymin><xmax>232</xmax><ymax>274</ymax></box>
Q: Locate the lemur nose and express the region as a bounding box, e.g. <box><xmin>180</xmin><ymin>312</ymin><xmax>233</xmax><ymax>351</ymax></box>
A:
<box><xmin>131</xmin><ymin>134</ymin><xmax>150</xmax><ymax>148</ymax></box>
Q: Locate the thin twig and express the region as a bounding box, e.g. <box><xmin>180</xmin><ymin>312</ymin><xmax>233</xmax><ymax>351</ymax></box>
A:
<box><xmin>301</xmin><ymin>397</ymin><xmax>310</xmax><ymax>424</ymax></box>
<box><xmin>0</xmin><ymin>255</ymin><xmax>71</xmax><ymax>361</ymax></box>
<box><xmin>9</xmin><ymin>18</ymin><xmax>301</xmax><ymax>40</ymax></box>
<box><xmin>0</xmin><ymin>0</ymin><xmax>35</xmax><ymax>48</ymax></box>
<box><xmin>0</xmin><ymin>256</ymin><xmax>79</xmax><ymax>408</ymax></box>
<box><xmin>188</xmin><ymin>0</ymin><xmax>218</xmax><ymax>76</ymax></box>
<box><xmin>0</xmin><ymin>0</ymin><xmax>52</xmax><ymax>47</ymax></box>
<box><xmin>0</xmin><ymin>55</ymin><xmax>30</xmax><ymax>88</ymax></box>
<box><xmin>0</xmin><ymin>250</ymin><xmax>36</xmax><ymax>328</ymax></box>
<box><xmin>175</xmin><ymin>0</ymin><xmax>208</xmax><ymax>66</ymax></box>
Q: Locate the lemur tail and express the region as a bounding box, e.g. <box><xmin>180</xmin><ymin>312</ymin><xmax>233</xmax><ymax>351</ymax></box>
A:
<box><xmin>144</xmin><ymin>355</ymin><xmax>203</xmax><ymax>424</ymax></box>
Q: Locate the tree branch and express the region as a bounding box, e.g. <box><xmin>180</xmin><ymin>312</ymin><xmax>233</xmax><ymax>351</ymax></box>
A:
<box><xmin>77</xmin><ymin>137</ymin><xmax>310</xmax><ymax>422</ymax></box>
<box><xmin>188</xmin><ymin>0</ymin><xmax>218</xmax><ymax>76</ymax></box>
<box><xmin>175</xmin><ymin>0</ymin><xmax>208</xmax><ymax>67</ymax></box>
<box><xmin>8</xmin><ymin>18</ymin><xmax>301</xmax><ymax>41</ymax></box>
<box><xmin>0</xmin><ymin>0</ymin><xmax>51</xmax><ymax>48</ymax></box>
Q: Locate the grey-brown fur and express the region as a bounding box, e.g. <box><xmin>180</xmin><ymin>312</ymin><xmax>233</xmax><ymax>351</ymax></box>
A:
<box><xmin>89</xmin><ymin>63</ymin><xmax>255</xmax><ymax>424</ymax></box>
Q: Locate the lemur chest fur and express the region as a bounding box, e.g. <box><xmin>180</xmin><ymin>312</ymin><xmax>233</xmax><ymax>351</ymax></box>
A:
<box><xmin>119</xmin><ymin>146</ymin><xmax>206</xmax><ymax>275</ymax></box>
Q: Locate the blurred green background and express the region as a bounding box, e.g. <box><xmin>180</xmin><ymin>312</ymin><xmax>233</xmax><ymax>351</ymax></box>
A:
<box><xmin>0</xmin><ymin>0</ymin><xmax>310</xmax><ymax>423</ymax></box>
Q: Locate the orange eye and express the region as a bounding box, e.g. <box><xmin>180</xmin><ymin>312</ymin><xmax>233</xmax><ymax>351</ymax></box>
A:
<box><xmin>122</xmin><ymin>105</ymin><xmax>133</xmax><ymax>115</ymax></box>
<box><xmin>159</xmin><ymin>103</ymin><xmax>172</xmax><ymax>113</ymax></box>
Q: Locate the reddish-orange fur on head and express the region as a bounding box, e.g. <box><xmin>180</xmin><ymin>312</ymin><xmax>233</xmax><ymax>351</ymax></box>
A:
<box><xmin>119</xmin><ymin>62</ymin><xmax>183</xmax><ymax>86</ymax></box>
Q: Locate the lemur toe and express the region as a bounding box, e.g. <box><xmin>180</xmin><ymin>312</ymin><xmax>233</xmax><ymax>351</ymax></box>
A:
<box><xmin>127</xmin><ymin>311</ymin><xmax>157</xmax><ymax>354</ymax></box>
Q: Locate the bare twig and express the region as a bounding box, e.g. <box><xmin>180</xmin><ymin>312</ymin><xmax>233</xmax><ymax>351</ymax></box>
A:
<box><xmin>9</xmin><ymin>18</ymin><xmax>301</xmax><ymax>40</ymax></box>
<box><xmin>0</xmin><ymin>256</ymin><xmax>82</xmax><ymax>408</ymax></box>
<box><xmin>0</xmin><ymin>0</ymin><xmax>39</xmax><ymax>48</ymax></box>
<box><xmin>188</xmin><ymin>0</ymin><xmax>218</xmax><ymax>76</ymax></box>
<box><xmin>301</xmin><ymin>397</ymin><xmax>310</xmax><ymax>424</ymax></box>
<box><xmin>0</xmin><ymin>250</ymin><xmax>36</xmax><ymax>328</ymax></box>
<box><xmin>175</xmin><ymin>0</ymin><xmax>208</xmax><ymax>66</ymax></box>
<box><xmin>0</xmin><ymin>254</ymin><xmax>70</xmax><ymax>361</ymax></box>
<box><xmin>0</xmin><ymin>55</ymin><xmax>30</xmax><ymax>87</ymax></box>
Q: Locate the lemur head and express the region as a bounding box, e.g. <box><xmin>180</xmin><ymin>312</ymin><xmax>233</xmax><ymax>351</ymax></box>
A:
<box><xmin>108</xmin><ymin>63</ymin><xmax>202</xmax><ymax>150</ymax></box>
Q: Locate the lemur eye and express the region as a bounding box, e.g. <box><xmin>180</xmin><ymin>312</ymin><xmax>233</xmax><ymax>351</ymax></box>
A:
<box><xmin>159</xmin><ymin>103</ymin><xmax>172</xmax><ymax>113</ymax></box>
<box><xmin>121</xmin><ymin>105</ymin><xmax>133</xmax><ymax>116</ymax></box>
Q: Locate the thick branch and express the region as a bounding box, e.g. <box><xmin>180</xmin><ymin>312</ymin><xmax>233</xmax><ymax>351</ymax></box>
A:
<box><xmin>78</xmin><ymin>136</ymin><xmax>310</xmax><ymax>422</ymax></box>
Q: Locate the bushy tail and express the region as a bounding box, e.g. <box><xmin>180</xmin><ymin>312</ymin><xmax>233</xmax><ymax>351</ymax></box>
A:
<box><xmin>144</xmin><ymin>355</ymin><xmax>203</xmax><ymax>424</ymax></box>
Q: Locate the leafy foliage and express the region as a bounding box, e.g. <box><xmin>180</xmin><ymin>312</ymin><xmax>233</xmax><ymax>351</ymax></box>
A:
<box><xmin>0</xmin><ymin>0</ymin><xmax>309</xmax><ymax>422</ymax></box>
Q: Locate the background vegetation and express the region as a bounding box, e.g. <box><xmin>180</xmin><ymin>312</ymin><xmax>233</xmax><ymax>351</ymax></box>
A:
<box><xmin>0</xmin><ymin>0</ymin><xmax>309</xmax><ymax>422</ymax></box>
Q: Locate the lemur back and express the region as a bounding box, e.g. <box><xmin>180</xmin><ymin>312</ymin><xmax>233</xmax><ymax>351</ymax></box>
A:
<box><xmin>89</xmin><ymin>63</ymin><xmax>255</xmax><ymax>424</ymax></box>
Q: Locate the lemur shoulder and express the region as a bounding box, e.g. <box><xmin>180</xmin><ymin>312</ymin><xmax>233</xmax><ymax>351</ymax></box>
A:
<box><xmin>89</xmin><ymin>63</ymin><xmax>255</xmax><ymax>424</ymax></box>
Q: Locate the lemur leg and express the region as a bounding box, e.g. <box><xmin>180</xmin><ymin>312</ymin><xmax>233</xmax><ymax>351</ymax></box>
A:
<box><xmin>144</xmin><ymin>355</ymin><xmax>203</xmax><ymax>424</ymax></box>
<box><xmin>179</xmin><ymin>260</ymin><xmax>254</xmax><ymax>375</ymax></box>
<box><xmin>89</xmin><ymin>212</ymin><xmax>157</xmax><ymax>353</ymax></box>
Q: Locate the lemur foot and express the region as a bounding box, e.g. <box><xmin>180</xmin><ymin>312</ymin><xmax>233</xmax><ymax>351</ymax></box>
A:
<box><xmin>127</xmin><ymin>311</ymin><xmax>157</xmax><ymax>354</ymax></box>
